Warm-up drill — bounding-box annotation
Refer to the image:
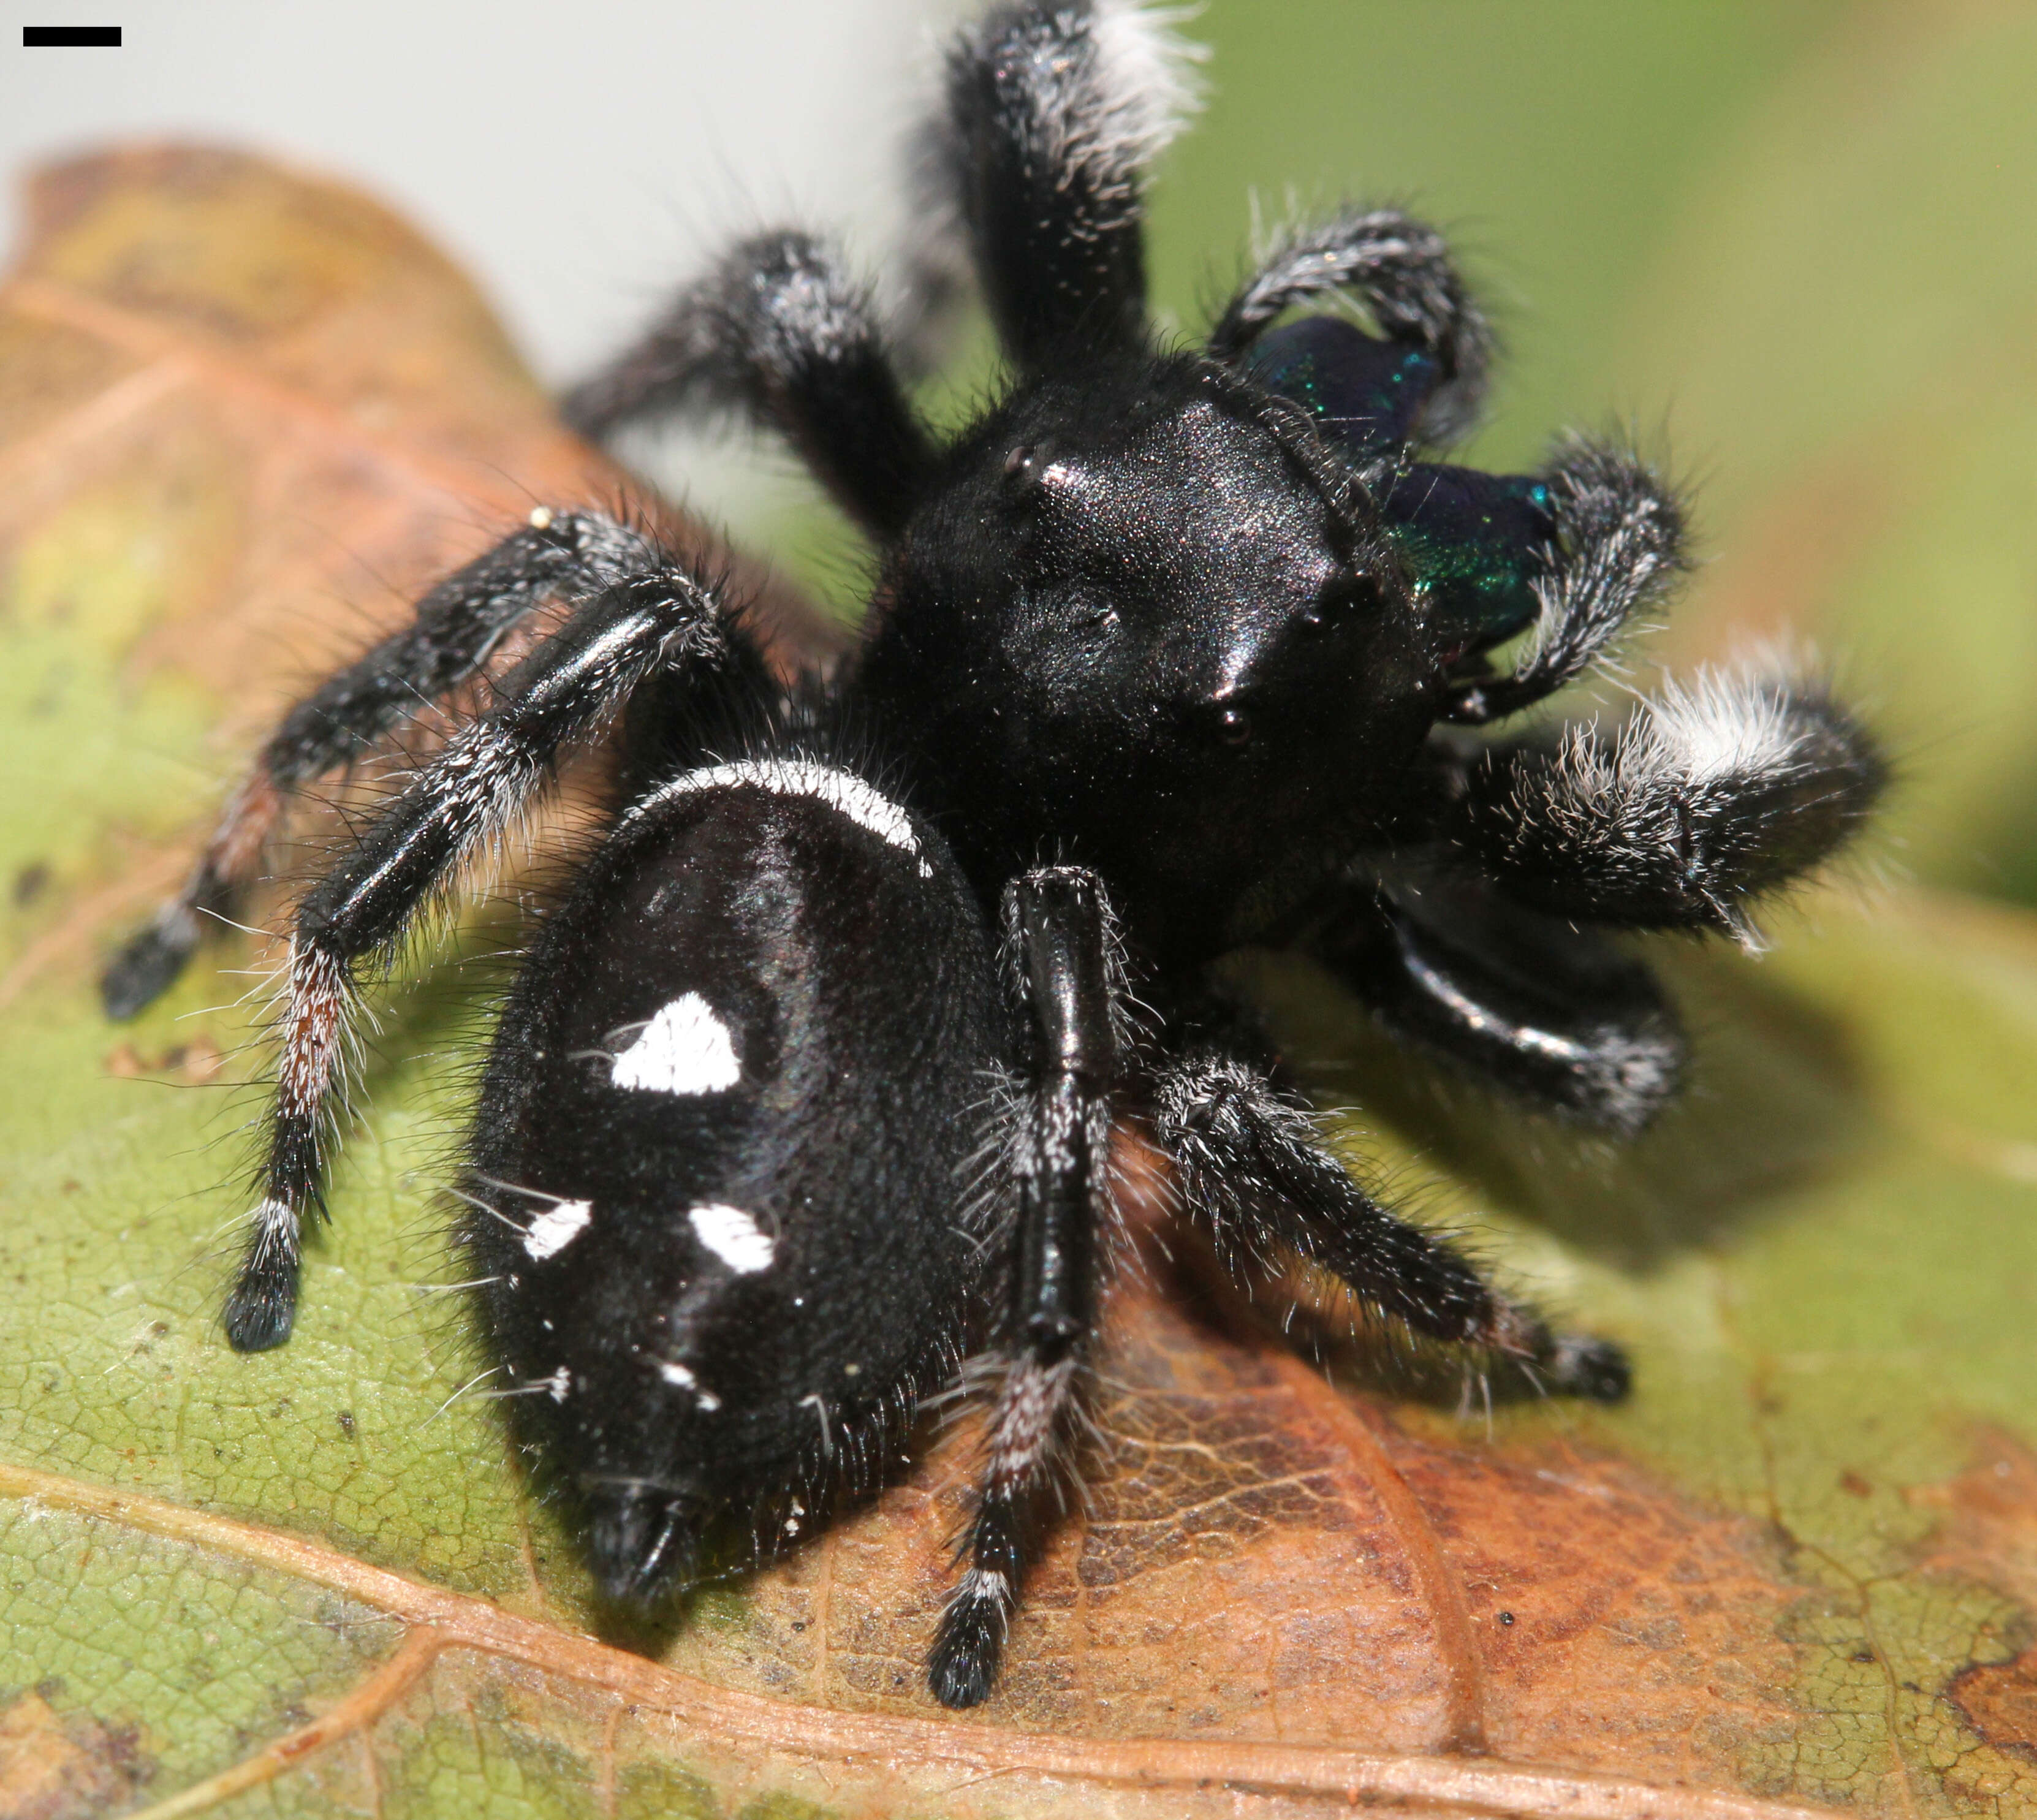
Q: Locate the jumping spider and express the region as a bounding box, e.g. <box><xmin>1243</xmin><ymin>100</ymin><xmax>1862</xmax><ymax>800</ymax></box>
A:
<box><xmin>103</xmin><ymin>0</ymin><xmax>1883</xmax><ymax>1707</ymax></box>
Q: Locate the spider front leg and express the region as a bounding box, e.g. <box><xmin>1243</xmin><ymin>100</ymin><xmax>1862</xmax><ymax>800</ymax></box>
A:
<box><xmin>1443</xmin><ymin>667</ymin><xmax>1887</xmax><ymax>942</ymax></box>
<box><xmin>101</xmin><ymin>512</ymin><xmax>661</xmax><ymax>1018</ymax></box>
<box><xmin>1151</xmin><ymin>1041</ymin><xmax>1629</xmax><ymax>1401</ymax></box>
<box><xmin>1294</xmin><ymin>867</ymin><xmax>1685</xmax><ymax>1134</ymax></box>
<box><xmin>229</xmin><ymin>545</ymin><xmax>758</xmax><ymax>1352</ymax></box>
<box><xmin>930</xmin><ymin>866</ymin><xmax>1127</xmax><ymax>1709</ymax></box>
<box><xmin>925</xmin><ymin>0</ymin><xmax>1203</xmax><ymax>368</ymax></box>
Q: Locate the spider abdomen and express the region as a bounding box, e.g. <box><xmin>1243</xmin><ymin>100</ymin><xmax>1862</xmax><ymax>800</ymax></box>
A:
<box><xmin>461</xmin><ymin>754</ymin><xmax>1006</xmax><ymax>1602</ymax></box>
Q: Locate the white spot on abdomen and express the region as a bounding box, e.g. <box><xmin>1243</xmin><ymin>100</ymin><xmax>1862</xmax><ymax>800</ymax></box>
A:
<box><xmin>522</xmin><ymin>1198</ymin><xmax>592</xmax><ymax>1259</ymax></box>
<box><xmin>688</xmin><ymin>1202</ymin><xmax>775</xmax><ymax>1273</ymax></box>
<box><xmin>611</xmin><ymin>993</ymin><xmax>740</xmax><ymax>1095</ymax></box>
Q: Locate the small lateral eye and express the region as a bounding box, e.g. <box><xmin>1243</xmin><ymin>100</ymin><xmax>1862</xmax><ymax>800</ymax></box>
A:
<box><xmin>1003</xmin><ymin>444</ymin><xmax>1041</xmax><ymax>490</ymax></box>
<box><xmin>1319</xmin><ymin>572</ymin><xmax>1379</xmax><ymax>620</ymax></box>
<box><xmin>1218</xmin><ymin>706</ymin><xmax>1253</xmax><ymax>746</ymax></box>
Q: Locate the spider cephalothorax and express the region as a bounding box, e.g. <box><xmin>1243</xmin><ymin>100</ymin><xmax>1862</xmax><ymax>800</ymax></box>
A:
<box><xmin>104</xmin><ymin>0</ymin><xmax>1883</xmax><ymax>1708</ymax></box>
<box><xmin>863</xmin><ymin>351</ymin><xmax>1442</xmax><ymax>966</ymax></box>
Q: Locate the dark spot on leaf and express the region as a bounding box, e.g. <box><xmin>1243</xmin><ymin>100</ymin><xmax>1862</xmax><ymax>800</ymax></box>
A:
<box><xmin>103</xmin><ymin>1038</ymin><xmax>226</xmax><ymax>1084</ymax></box>
<box><xmin>1949</xmin><ymin>1648</ymin><xmax>2037</xmax><ymax>1761</ymax></box>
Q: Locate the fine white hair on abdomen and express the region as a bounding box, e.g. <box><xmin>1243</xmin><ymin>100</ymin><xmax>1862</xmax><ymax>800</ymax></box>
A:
<box><xmin>632</xmin><ymin>759</ymin><xmax>933</xmax><ymax>877</ymax></box>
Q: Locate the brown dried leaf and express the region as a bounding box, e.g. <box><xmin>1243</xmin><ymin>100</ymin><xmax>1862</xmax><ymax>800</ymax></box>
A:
<box><xmin>0</xmin><ymin>143</ymin><xmax>835</xmax><ymax>1004</ymax></box>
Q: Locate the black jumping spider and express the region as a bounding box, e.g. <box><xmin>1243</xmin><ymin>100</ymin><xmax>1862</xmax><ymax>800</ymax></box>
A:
<box><xmin>103</xmin><ymin>0</ymin><xmax>1883</xmax><ymax>1707</ymax></box>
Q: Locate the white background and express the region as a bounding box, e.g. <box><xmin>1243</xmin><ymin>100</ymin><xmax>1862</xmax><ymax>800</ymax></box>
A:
<box><xmin>2</xmin><ymin>0</ymin><xmax>955</xmax><ymax>529</ymax></box>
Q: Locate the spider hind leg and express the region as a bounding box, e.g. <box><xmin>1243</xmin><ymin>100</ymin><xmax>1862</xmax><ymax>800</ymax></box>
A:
<box><xmin>226</xmin><ymin>533</ymin><xmax>749</xmax><ymax>1350</ymax></box>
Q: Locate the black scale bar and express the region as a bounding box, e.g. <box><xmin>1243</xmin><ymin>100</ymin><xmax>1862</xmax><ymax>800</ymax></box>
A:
<box><xmin>24</xmin><ymin>26</ymin><xmax>122</xmax><ymax>47</ymax></box>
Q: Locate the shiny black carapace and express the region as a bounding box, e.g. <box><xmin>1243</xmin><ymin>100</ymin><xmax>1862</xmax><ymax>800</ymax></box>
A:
<box><xmin>104</xmin><ymin>0</ymin><xmax>1884</xmax><ymax>1708</ymax></box>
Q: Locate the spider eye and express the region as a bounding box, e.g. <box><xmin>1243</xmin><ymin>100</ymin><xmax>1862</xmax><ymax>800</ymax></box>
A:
<box><xmin>1217</xmin><ymin>706</ymin><xmax>1253</xmax><ymax>746</ymax></box>
<box><xmin>1003</xmin><ymin>444</ymin><xmax>1042</xmax><ymax>491</ymax></box>
<box><xmin>1305</xmin><ymin>572</ymin><xmax>1381</xmax><ymax>630</ymax></box>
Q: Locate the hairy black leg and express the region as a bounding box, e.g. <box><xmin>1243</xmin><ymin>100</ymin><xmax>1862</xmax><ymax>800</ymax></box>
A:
<box><xmin>1444</xmin><ymin>667</ymin><xmax>1887</xmax><ymax>941</ymax></box>
<box><xmin>930</xmin><ymin>866</ymin><xmax>1126</xmax><ymax>1708</ymax></box>
<box><xmin>102</xmin><ymin>773</ymin><xmax>281</xmax><ymax>1022</ymax></box>
<box><xmin>561</xmin><ymin>233</ymin><xmax>935</xmax><ymax>540</ymax></box>
<box><xmin>1443</xmin><ymin>438</ymin><xmax>1688</xmax><ymax>726</ymax></box>
<box><xmin>228</xmin><ymin>554</ymin><xmax>754</xmax><ymax>1353</ymax></box>
<box><xmin>1209</xmin><ymin>208</ymin><xmax>1490</xmax><ymax>444</ymax></box>
<box><xmin>101</xmin><ymin>511</ymin><xmax>659</xmax><ymax>1019</ymax></box>
<box><xmin>923</xmin><ymin>0</ymin><xmax>1202</xmax><ymax>367</ymax></box>
<box><xmin>1150</xmin><ymin>1046</ymin><xmax>1629</xmax><ymax>1401</ymax></box>
<box><xmin>1295</xmin><ymin>867</ymin><xmax>1683</xmax><ymax>1134</ymax></box>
